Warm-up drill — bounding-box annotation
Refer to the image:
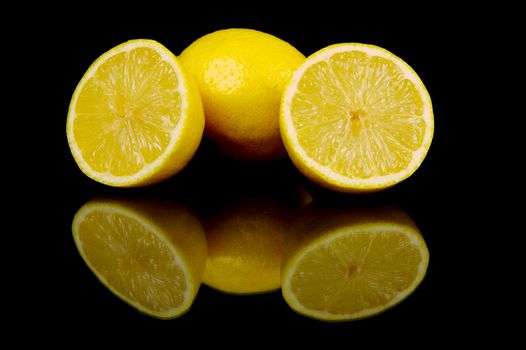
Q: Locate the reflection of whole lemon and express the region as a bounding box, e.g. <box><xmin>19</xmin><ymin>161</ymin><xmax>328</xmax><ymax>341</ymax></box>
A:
<box><xmin>179</xmin><ymin>28</ymin><xmax>305</xmax><ymax>159</ymax></box>
<box><xmin>203</xmin><ymin>198</ymin><xmax>293</xmax><ymax>294</ymax></box>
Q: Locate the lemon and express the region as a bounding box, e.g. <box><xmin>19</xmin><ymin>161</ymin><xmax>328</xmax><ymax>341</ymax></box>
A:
<box><xmin>67</xmin><ymin>40</ymin><xmax>204</xmax><ymax>187</ymax></box>
<box><xmin>282</xmin><ymin>206</ymin><xmax>429</xmax><ymax>321</ymax></box>
<box><xmin>179</xmin><ymin>29</ymin><xmax>305</xmax><ymax>160</ymax></box>
<box><xmin>72</xmin><ymin>198</ymin><xmax>207</xmax><ymax>319</ymax></box>
<box><xmin>280</xmin><ymin>44</ymin><xmax>434</xmax><ymax>192</ymax></box>
<box><xmin>203</xmin><ymin>197</ymin><xmax>292</xmax><ymax>294</ymax></box>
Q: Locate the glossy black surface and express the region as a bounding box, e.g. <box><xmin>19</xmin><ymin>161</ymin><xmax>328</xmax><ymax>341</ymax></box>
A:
<box><xmin>58</xmin><ymin>151</ymin><xmax>444</xmax><ymax>329</ymax></box>
<box><xmin>36</xmin><ymin>9</ymin><xmax>483</xmax><ymax>341</ymax></box>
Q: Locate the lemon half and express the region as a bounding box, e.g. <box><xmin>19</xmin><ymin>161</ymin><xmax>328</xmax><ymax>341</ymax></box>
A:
<box><xmin>281</xmin><ymin>44</ymin><xmax>434</xmax><ymax>192</ymax></box>
<box><xmin>67</xmin><ymin>40</ymin><xmax>204</xmax><ymax>187</ymax></box>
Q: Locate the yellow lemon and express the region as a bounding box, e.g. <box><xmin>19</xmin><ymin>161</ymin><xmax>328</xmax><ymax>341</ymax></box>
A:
<box><xmin>67</xmin><ymin>40</ymin><xmax>204</xmax><ymax>187</ymax></box>
<box><xmin>179</xmin><ymin>29</ymin><xmax>305</xmax><ymax>160</ymax></box>
<box><xmin>282</xmin><ymin>206</ymin><xmax>429</xmax><ymax>321</ymax></box>
<box><xmin>203</xmin><ymin>197</ymin><xmax>293</xmax><ymax>294</ymax></box>
<box><xmin>281</xmin><ymin>44</ymin><xmax>434</xmax><ymax>192</ymax></box>
<box><xmin>72</xmin><ymin>198</ymin><xmax>207</xmax><ymax>319</ymax></box>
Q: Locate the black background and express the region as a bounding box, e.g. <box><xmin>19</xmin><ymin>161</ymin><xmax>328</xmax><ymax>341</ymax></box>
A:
<box><xmin>21</xmin><ymin>6</ymin><xmax>497</xmax><ymax>344</ymax></box>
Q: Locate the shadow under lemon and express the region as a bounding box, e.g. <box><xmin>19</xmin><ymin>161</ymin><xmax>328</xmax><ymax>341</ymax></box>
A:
<box><xmin>281</xmin><ymin>205</ymin><xmax>429</xmax><ymax>321</ymax></box>
<box><xmin>202</xmin><ymin>197</ymin><xmax>296</xmax><ymax>294</ymax></box>
<box><xmin>71</xmin><ymin>198</ymin><xmax>207</xmax><ymax>319</ymax></box>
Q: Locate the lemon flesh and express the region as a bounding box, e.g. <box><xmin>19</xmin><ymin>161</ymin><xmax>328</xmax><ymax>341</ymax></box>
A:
<box><xmin>281</xmin><ymin>44</ymin><xmax>433</xmax><ymax>192</ymax></box>
<box><xmin>67</xmin><ymin>40</ymin><xmax>204</xmax><ymax>187</ymax></box>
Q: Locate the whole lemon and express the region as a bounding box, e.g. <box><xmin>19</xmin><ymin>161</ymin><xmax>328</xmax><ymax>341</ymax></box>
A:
<box><xmin>179</xmin><ymin>28</ymin><xmax>305</xmax><ymax>159</ymax></box>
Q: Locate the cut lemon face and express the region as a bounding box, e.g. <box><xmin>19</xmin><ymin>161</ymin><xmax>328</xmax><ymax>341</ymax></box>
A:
<box><xmin>281</xmin><ymin>44</ymin><xmax>434</xmax><ymax>192</ymax></box>
<box><xmin>282</xmin><ymin>207</ymin><xmax>429</xmax><ymax>321</ymax></box>
<box><xmin>67</xmin><ymin>40</ymin><xmax>204</xmax><ymax>187</ymax></box>
<box><xmin>72</xmin><ymin>198</ymin><xmax>207</xmax><ymax>319</ymax></box>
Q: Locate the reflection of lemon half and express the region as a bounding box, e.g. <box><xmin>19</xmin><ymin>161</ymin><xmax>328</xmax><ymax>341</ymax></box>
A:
<box><xmin>282</xmin><ymin>207</ymin><xmax>429</xmax><ymax>321</ymax></box>
<box><xmin>67</xmin><ymin>40</ymin><xmax>204</xmax><ymax>187</ymax></box>
<box><xmin>281</xmin><ymin>44</ymin><xmax>434</xmax><ymax>192</ymax></box>
<box><xmin>203</xmin><ymin>198</ymin><xmax>292</xmax><ymax>294</ymax></box>
<box><xmin>72</xmin><ymin>198</ymin><xmax>207</xmax><ymax>319</ymax></box>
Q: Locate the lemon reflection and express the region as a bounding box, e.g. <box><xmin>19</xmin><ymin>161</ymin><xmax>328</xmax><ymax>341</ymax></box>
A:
<box><xmin>282</xmin><ymin>206</ymin><xmax>429</xmax><ymax>321</ymax></box>
<box><xmin>72</xmin><ymin>195</ymin><xmax>429</xmax><ymax>321</ymax></box>
<box><xmin>203</xmin><ymin>197</ymin><xmax>295</xmax><ymax>294</ymax></box>
<box><xmin>72</xmin><ymin>198</ymin><xmax>207</xmax><ymax>319</ymax></box>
